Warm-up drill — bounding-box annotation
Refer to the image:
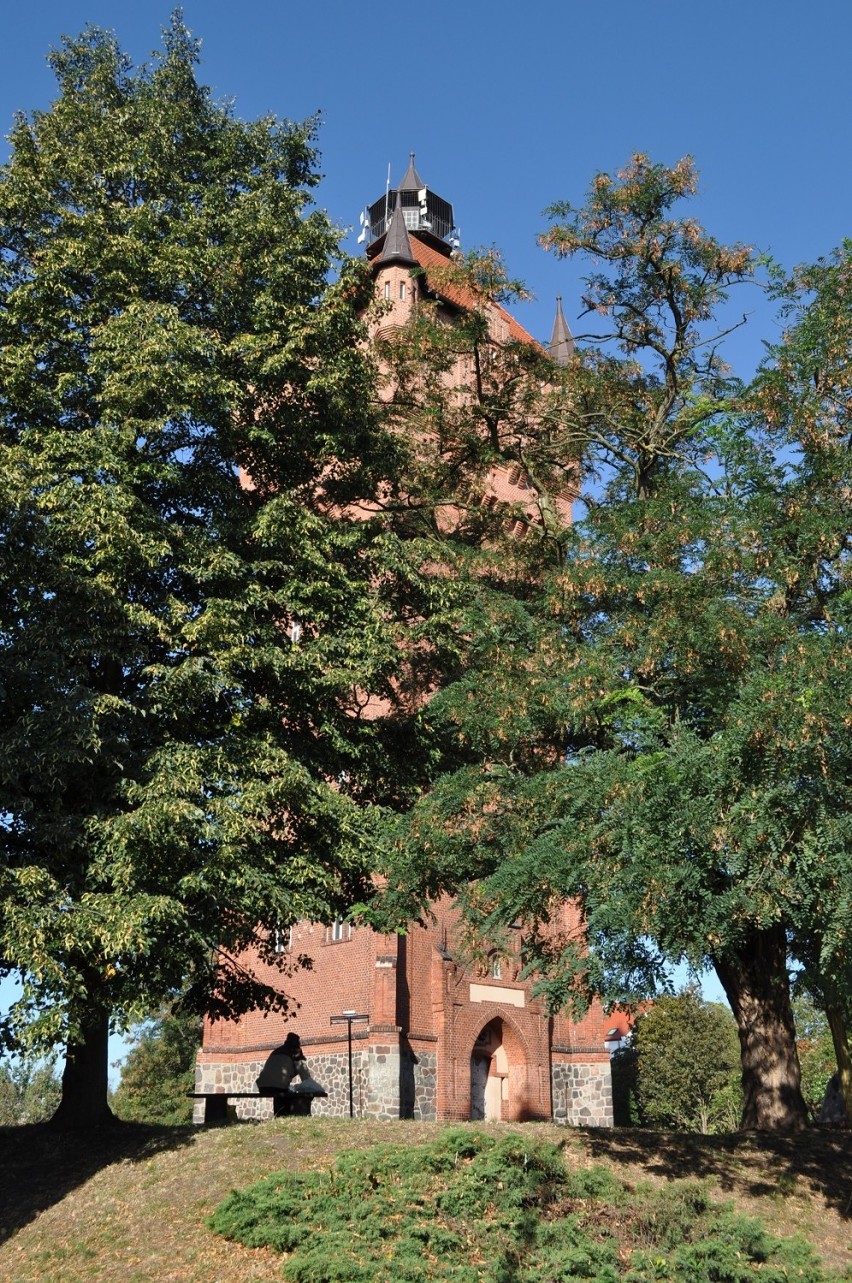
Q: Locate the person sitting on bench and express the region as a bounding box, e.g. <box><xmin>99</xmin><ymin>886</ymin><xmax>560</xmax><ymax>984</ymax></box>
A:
<box><xmin>256</xmin><ymin>1033</ymin><xmax>326</xmax><ymax>1115</ymax></box>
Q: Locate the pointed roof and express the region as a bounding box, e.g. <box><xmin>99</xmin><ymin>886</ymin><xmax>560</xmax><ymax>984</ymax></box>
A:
<box><xmin>549</xmin><ymin>295</ymin><xmax>575</xmax><ymax>365</ymax></box>
<box><xmin>378</xmin><ymin>200</ymin><xmax>416</xmax><ymax>267</ymax></box>
<box><xmin>402</xmin><ymin>236</ymin><xmax>540</xmax><ymax>348</ymax></box>
<box><xmin>398</xmin><ymin>152</ymin><xmax>424</xmax><ymax>192</ymax></box>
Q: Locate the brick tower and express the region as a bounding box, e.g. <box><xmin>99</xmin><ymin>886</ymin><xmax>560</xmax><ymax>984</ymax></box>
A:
<box><xmin>194</xmin><ymin>158</ymin><xmax>614</xmax><ymax>1126</ymax></box>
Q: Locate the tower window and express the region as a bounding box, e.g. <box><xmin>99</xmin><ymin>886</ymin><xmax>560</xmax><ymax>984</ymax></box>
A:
<box><xmin>272</xmin><ymin>926</ymin><xmax>292</xmax><ymax>954</ymax></box>
<box><xmin>399</xmin><ymin>281</ymin><xmax>406</xmax><ymax>301</ymax></box>
<box><xmin>384</xmin><ymin>281</ymin><xmax>391</xmax><ymax>301</ymax></box>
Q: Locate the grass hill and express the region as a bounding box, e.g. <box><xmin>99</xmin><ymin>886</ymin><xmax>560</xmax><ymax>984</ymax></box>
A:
<box><xmin>0</xmin><ymin>1119</ymin><xmax>849</xmax><ymax>1282</ymax></box>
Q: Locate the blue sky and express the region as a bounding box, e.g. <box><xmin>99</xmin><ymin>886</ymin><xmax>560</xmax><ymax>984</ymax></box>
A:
<box><xmin>2</xmin><ymin>0</ymin><xmax>851</xmax><ymax>377</ymax></box>
<box><xmin>1</xmin><ymin>2</ymin><xmax>848</xmax><ymax>1064</ymax></box>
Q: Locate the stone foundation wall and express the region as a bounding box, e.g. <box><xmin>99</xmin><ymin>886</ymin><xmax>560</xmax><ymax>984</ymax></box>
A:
<box><xmin>193</xmin><ymin>1053</ymin><xmax>361</xmax><ymax>1122</ymax></box>
<box><xmin>410</xmin><ymin>1049</ymin><xmax>437</xmax><ymax>1121</ymax></box>
<box><xmin>302</xmin><ymin>1050</ymin><xmax>367</xmax><ymax>1117</ymax></box>
<box><xmin>300</xmin><ymin>1046</ymin><xmax>435</xmax><ymax>1119</ymax></box>
<box><xmin>193</xmin><ymin>1058</ymin><xmax>271</xmax><ymax>1123</ymax></box>
<box><xmin>196</xmin><ymin>1050</ymin><xmax>608</xmax><ymax>1125</ymax></box>
<box><xmin>361</xmin><ymin>1045</ymin><xmax>400</xmax><ymax>1119</ymax></box>
<box><xmin>195</xmin><ymin>1046</ymin><xmax>440</xmax><ymax>1122</ymax></box>
<box><xmin>551</xmin><ymin>1061</ymin><xmax>613</xmax><ymax>1127</ymax></box>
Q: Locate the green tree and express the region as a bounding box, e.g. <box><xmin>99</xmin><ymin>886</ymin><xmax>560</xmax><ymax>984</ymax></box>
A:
<box><xmin>373</xmin><ymin>246</ymin><xmax>577</xmax><ymax>549</ymax></box>
<box><xmin>375</xmin><ymin>157</ymin><xmax>852</xmax><ymax>1130</ymax></box>
<box><xmin>615</xmin><ymin>990</ymin><xmax>742</xmax><ymax>1133</ymax></box>
<box><xmin>747</xmin><ymin>243</ymin><xmax>852</xmax><ymax>1121</ymax></box>
<box><xmin>0</xmin><ymin>18</ymin><xmax>406</xmax><ymax>1127</ymax></box>
<box><xmin>0</xmin><ymin>1055</ymin><xmax>62</xmax><ymax>1125</ymax></box>
<box><xmin>112</xmin><ymin>1006</ymin><xmax>201</xmax><ymax>1125</ymax></box>
<box><xmin>792</xmin><ymin>992</ymin><xmax>837</xmax><ymax>1119</ymax></box>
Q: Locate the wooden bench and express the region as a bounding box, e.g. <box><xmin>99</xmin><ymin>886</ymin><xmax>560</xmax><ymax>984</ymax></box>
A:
<box><xmin>189</xmin><ymin>1089</ymin><xmax>324</xmax><ymax>1123</ymax></box>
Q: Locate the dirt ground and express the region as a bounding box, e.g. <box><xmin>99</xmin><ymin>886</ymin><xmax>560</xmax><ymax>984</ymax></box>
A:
<box><xmin>0</xmin><ymin>1118</ymin><xmax>849</xmax><ymax>1283</ymax></box>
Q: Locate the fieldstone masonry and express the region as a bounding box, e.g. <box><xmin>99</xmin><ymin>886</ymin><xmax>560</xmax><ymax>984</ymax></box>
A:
<box><xmin>551</xmin><ymin>1062</ymin><xmax>614</xmax><ymax>1127</ymax></box>
<box><xmin>406</xmin><ymin>1049</ymin><xmax>437</xmax><ymax>1121</ymax></box>
<box><xmin>192</xmin><ymin>1053</ymin><xmax>361</xmax><ymax>1122</ymax></box>
<box><xmin>193</xmin><ymin>1057</ymin><xmax>269</xmax><ymax>1123</ymax></box>
<box><xmin>195</xmin><ymin>1047</ymin><xmax>441</xmax><ymax>1121</ymax></box>
<box><xmin>195</xmin><ymin>1051</ymin><xmax>609</xmax><ymax>1124</ymax></box>
<box><xmin>307</xmin><ymin>1050</ymin><xmax>366</xmax><ymax>1117</ymax></box>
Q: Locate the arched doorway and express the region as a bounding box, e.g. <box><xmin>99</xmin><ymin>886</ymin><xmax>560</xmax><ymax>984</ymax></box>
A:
<box><xmin>469</xmin><ymin>1018</ymin><xmax>511</xmax><ymax>1121</ymax></box>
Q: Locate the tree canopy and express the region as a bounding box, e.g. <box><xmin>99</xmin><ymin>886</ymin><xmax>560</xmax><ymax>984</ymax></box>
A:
<box><xmin>374</xmin><ymin>160</ymin><xmax>852</xmax><ymax>1131</ymax></box>
<box><xmin>0</xmin><ymin>17</ymin><xmax>409</xmax><ymax>1125</ymax></box>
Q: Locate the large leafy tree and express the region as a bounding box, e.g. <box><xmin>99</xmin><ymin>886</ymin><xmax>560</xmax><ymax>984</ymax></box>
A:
<box><xmin>747</xmin><ymin>243</ymin><xmax>852</xmax><ymax>1119</ymax></box>
<box><xmin>375</xmin><ymin>158</ymin><xmax>851</xmax><ymax>1131</ymax></box>
<box><xmin>0</xmin><ymin>19</ymin><xmax>406</xmax><ymax>1126</ymax></box>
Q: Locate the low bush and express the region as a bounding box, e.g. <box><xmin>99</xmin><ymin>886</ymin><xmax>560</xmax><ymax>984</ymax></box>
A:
<box><xmin>210</xmin><ymin>1127</ymin><xmax>841</xmax><ymax>1282</ymax></box>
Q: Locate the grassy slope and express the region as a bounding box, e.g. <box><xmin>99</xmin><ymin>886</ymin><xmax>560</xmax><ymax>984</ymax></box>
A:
<box><xmin>0</xmin><ymin>1119</ymin><xmax>849</xmax><ymax>1283</ymax></box>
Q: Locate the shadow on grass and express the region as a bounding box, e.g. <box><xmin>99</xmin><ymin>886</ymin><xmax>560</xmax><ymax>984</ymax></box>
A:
<box><xmin>583</xmin><ymin>1127</ymin><xmax>852</xmax><ymax>1220</ymax></box>
<box><xmin>0</xmin><ymin>1119</ymin><xmax>197</xmax><ymax>1243</ymax></box>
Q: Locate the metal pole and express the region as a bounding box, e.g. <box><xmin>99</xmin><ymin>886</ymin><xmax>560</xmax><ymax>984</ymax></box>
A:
<box><xmin>330</xmin><ymin>1011</ymin><xmax>368</xmax><ymax>1119</ymax></box>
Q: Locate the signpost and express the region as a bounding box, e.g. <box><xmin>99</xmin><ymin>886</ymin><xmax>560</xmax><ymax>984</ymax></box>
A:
<box><xmin>330</xmin><ymin>1011</ymin><xmax>369</xmax><ymax>1118</ymax></box>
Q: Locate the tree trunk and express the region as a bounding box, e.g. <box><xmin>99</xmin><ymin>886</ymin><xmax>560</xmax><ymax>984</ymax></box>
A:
<box><xmin>825</xmin><ymin>1000</ymin><xmax>852</xmax><ymax>1123</ymax></box>
<box><xmin>50</xmin><ymin>1006</ymin><xmax>115</xmax><ymax>1129</ymax></box>
<box><xmin>713</xmin><ymin>923</ymin><xmax>808</xmax><ymax>1131</ymax></box>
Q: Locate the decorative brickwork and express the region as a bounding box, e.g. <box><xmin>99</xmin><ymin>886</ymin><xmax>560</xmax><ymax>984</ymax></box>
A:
<box><xmin>197</xmin><ymin>912</ymin><xmax>618</xmax><ymax>1127</ymax></box>
<box><xmin>551</xmin><ymin>1061</ymin><xmax>614</xmax><ymax>1128</ymax></box>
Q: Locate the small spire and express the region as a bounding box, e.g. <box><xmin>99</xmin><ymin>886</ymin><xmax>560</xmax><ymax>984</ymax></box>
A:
<box><xmin>398</xmin><ymin>152</ymin><xmax>424</xmax><ymax>192</ymax></box>
<box><xmin>549</xmin><ymin>295</ymin><xmax>575</xmax><ymax>366</ymax></box>
<box><xmin>378</xmin><ymin>199</ymin><xmax>415</xmax><ymax>266</ymax></box>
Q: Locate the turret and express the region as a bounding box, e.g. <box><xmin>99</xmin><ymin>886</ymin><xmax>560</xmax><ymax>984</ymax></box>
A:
<box><xmin>362</xmin><ymin>154</ymin><xmax>457</xmax><ymax>256</ymax></box>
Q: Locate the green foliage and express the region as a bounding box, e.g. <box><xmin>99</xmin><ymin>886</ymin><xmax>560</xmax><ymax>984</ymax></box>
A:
<box><xmin>376</xmin><ymin>157</ymin><xmax>852</xmax><ymax>1130</ymax></box>
<box><xmin>793</xmin><ymin>992</ymin><xmax>838</xmax><ymax>1117</ymax></box>
<box><xmin>0</xmin><ymin>16</ymin><xmax>410</xmax><ymax>1120</ymax></box>
<box><xmin>210</xmin><ymin>1128</ymin><xmax>840</xmax><ymax>1282</ymax></box>
<box><xmin>618</xmin><ymin>990</ymin><xmax>742</xmax><ymax>1132</ymax></box>
<box><xmin>0</xmin><ymin>1054</ymin><xmax>62</xmax><ymax>1125</ymax></box>
<box><xmin>111</xmin><ymin>1005</ymin><xmax>201</xmax><ymax>1125</ymax></box>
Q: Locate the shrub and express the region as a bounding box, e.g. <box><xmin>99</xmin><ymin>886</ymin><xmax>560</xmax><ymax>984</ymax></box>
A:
<box><xmin>0</xmin><ymin>1055</ymin><xmax>61</xmax><ymax>1124</ymax></box>
<box><xmin>210</xmin><ymin>1128</ymin><xmax>840</xmax><ymax>1282</ymax></box>
<box><xmin>624</xmin><ymin>988</ymin><xmax>743</xmax><ymax>1132</ymax></box>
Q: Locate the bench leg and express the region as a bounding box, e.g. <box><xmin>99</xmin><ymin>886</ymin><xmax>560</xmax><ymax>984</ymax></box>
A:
<box><xmin>204</xmin><ymin>1094</ymin><xmax>230</xmax><ymax>1124</ymax></box>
